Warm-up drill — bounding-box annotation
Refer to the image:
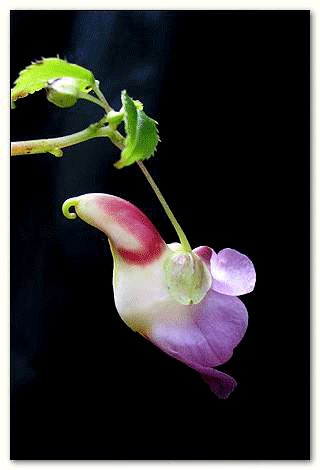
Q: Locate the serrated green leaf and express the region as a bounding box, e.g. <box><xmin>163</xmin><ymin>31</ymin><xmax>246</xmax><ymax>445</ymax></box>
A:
<box><xmin>11</xmin><ymin>57</ymin><xmax>95</xmax><ymax>108</ymax></box>
<box><xmin>114</xmin><ymin>90</ymin><xmax>159</xmax><ymax>169</ymax></box>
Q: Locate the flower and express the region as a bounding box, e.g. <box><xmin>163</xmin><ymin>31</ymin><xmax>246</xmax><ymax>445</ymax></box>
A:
<box><xmin>62</xmin><ymin>193</ymin><xmax>256</xmax><ymax>399</ymax></box>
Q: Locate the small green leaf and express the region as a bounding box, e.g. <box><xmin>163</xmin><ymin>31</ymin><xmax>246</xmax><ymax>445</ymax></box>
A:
<box><xmin>11</xmin><ymin>57</ymin><xmax>95</xmax><ymax>108</ymax></box>
<box><xmin>49</xmin><ymin>148</ymin><xmax>63</xmax><ymax>157</ymax></box>
<box><xmin>114</xmin><ymin>90</ymin><xmax>159</xmax><ymax>169</ymax></box>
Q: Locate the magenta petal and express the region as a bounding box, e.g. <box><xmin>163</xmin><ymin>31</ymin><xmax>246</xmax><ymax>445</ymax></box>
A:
<box><xmin>210</xmin><ymin>248</ymin><xmax>256</xmax><ymax>296</ymax></box>
<box><xmin>193</xmin><ymin>245</ymin><xmax>214</xmax><ymax>265</ymax></box>
<box><xmin>148</xmin><ymin>289</ymin><xmax>248</xmax><ymax>397</ymax></box>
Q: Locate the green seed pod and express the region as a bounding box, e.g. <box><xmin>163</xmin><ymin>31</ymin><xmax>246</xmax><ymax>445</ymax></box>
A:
<box><xmin>164</xmin><ymin>244</ymin><xmax>212</xmax><ymax>305</ymax></box>
<box><xmin>46</xmin><ymin>77</ymin><xmax>80</xmax><ymax>108</ymax></box>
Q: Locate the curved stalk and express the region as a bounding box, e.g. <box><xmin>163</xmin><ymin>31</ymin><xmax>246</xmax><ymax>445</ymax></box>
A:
<box><xmin>78</xmin><ymin>91</ymin><xmax>107</xmax><ymax>110</ymax></box>
<box><xmin>92</xmin><ymin>82</ymin><xmax>113</xmax><ymax>113</ymax></box>
<box><xmin>137</xmin><ymin>161</ymin><xmax>192</xmax><ymax>252</ymax></box>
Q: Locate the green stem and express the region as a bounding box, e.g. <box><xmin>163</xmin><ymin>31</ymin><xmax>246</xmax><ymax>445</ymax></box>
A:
<box><xmin>11</xmin><ymin>123</ymin><xmax>124</xmax><ymax>156</ymax></box>
<box><xmin>137</xmin><ymin>161</ymin><xmax>192</xmax><ymax>252</ymax></box>
<box><xmin>78</xmin><ymin>91</ymin><xmax>107</xmax><ymax>110</ymax></box>
<box><xmin>92</xmin><ymin>82</ymin><xmax>113</xmax><ymax>113</ymax></box>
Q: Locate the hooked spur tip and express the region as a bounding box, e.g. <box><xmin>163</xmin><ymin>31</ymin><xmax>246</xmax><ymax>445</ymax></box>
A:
<box><xmin>62</xmin><ymin>197</ymin><xmax>80</xmax><ymax>220</ymax></box>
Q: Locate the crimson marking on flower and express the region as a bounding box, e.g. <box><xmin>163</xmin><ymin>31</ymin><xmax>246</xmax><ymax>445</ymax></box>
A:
<box><xmin>63</xmin><ymin>193</ymin><xmax>167</xmax><ymax>265</ymax></box>
<box><xmin>62</xmin><ymin>193</ymin><xmax>256</xmax><ymax>399</ymax></box>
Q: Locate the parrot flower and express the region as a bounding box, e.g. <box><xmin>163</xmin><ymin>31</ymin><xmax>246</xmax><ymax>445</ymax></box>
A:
<box><xmin>62</xmin><ymin>193</ymin><xmax>256</xmax><ymax>399</ymax></box>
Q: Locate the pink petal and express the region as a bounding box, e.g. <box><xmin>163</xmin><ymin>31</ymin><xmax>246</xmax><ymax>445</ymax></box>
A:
<box><xmin>147</xmin><ymin>289</ymin><xmax>248</xmax><ymax>397</ymax></box>
<box><xmin>210</xmin><ymin>248</ymin><xmax>256</xmax><ymax>296</ymax></box>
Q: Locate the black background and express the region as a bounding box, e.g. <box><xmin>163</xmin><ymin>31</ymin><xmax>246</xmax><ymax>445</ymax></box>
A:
<box><xmin>10</xmin><ymin>10</ymin><xmax>310</xmax><ymax>460</ymax></box>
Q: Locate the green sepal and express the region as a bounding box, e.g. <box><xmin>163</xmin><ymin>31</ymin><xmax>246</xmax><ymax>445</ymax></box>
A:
<box><xmin>11</xmin><ymin>57</ymin><xmax>95</xmax><ymax>108</ymax></box>
<box><xmin>164</xmin><ymin>243</ymin><xmax>212</xmax><ymax>305</ymax></box>
<box><xmin>114</xmin><ymin>90</ymin><xmax>159</xmax><ymax>169</ymax></box>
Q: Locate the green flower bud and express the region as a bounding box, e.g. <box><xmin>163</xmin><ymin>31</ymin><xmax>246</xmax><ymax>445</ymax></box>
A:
<box><xmin>164</xmin><ymin>243</ymin><xmax>212</xmax><ymax>305</ymax></box>
<box><xmin>46</xmin><ymin>77</ymin><xmax>80</xmax><ymax>108</ymax></box>
<box><xmin>106</xmin><ymin>109</ymin><xmax>125</xmax><ymax>129</ymax></box>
